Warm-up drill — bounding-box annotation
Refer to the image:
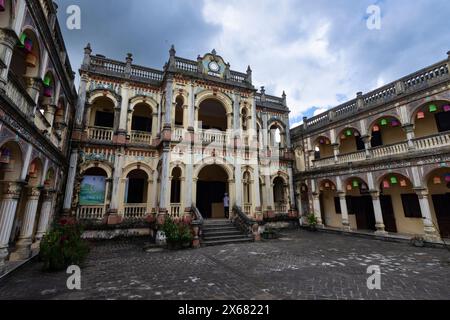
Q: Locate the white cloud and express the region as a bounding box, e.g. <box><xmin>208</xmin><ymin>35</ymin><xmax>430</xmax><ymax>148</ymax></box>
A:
<box><xmin>200</xmin><ymin>0</ymin><xmax>450</xmax><ymax>123</ymax></box>
<box><xmin>201</xmin><ymin>0</ymin><xmax>356</xmax><ymax>120</ymax></box>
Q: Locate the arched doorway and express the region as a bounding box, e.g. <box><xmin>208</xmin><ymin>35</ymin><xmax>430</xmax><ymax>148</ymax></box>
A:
<box><xmin>273</xmin><ymin>176</ymin><xmax>287</xmax><ymax>213</ymax></box>
<box><xmin>318</xmin><ymin>180</ymin><xmax>339</xmax><ymax>228</ymax></box>
<box><xmin>344</xmin><ymin>177</ymin><xmax>375</xmax><ymax>231</ymax></box>
<box><xmin>338</xmin><ymin>127</ymin><xmax>365</xmax><ymax>154</ymax></box>
<box><xmin>198</xmin><ymin>99</ymin><xmax>227</xmax><ymax>131</ymax></box>
<box><xmin>414</xmin><ymin>100</ymin><xmax>450</xmax><ymax>138</ymax></box>
<box><xmin>196</xmin><ymin>165</ymin><xmax>229</xmax><ymax>219</ymax></box>
<box><xmin>125</xmin><ymin>169</ymin><xmax>148</xmax><ymax>204</ymax></box>
<box><xmin>427</xmin><ymin>168</ymin><xmax>450</xmax><ymax>238</ymax></box>
<box><xmin>370</xmin><ymin>116</ymin><xmax>405</xmax><ymax>148</ymax></box>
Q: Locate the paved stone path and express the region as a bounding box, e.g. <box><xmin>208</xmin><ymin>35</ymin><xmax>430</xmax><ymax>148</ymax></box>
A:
<box><xmin>0</xmin><ymin>231</ymin><xmax>449</xmax><ymax>300</ymax></box>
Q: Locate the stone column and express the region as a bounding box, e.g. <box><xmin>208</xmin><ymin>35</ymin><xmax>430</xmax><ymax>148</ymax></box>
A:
<box><xmin>151</xmin><ymin>113</ymin><xmax>158</xmax><ymax>139</ymax></box>
<box><xmin>119</xmin><ymin>84</ymin><xmax>129</xmax><ymax>131</ymax></box>
<box><xmin>264</xmin><ymin>174</ymin><xmax>274</xmax><ymax>211</ymax></box>
<box><xmin>63</xmin><ymin>149</ymin><xmax>79</xmax><ymax>214</ymax></box>
<box><xmin>287</xmin><ymin>166</ymin><xmax>296</xmax><ymax>210</ymax></box>
<box><xmin>312</xmin><ymin>192</ymin><xmax>323</xmax><ymax>226</ymax></box>
<box><xmin>252</xmin><ymin>162</ymin><xmax>262</xmax><ymax>215</ymax></box>
<box><xmin>44</xmin><ymin>105</ymin><xmax>57</xmax><ymax>128</ymax></box>
<box><xmin>11</xmin><ymin>187</ymin><xmax>41</xmax><ymax>260</ymax></box>
<box><xmin>184</xmin><ymin>148</ymin><xmax>193</xmax><ymax>212</ymax></box>
<box><xmin>332</xmin><ymin>144</ymin><xmax>339</xmax><ymax>162</ymax></box>
<box><xmin>369</xmin><ymin>191</ymin><xmax>387</xmax><ymax>235</ymax></box>
<box><xmin>338</xmin><ymin>191</ymin><xmax>351</xmax><ymax>231</ymax></box>
<box><xmin>0</xmin><ymin>182</ymin><xmax>23</xmax><ymax>272</ymax></box>
<box><xmin>35</xmin><ymin>191</ymin><xmax>55</xmax><ymax>240</ymax></box>
<box><xmin>0</xmin><ymin>28</ymin><xmax>19</xmax><ymax>89</ymax></box>
<box><xmin>414</xmin><ymin>188</ymin><xmax>441</xmax><ymax>241</ymax></box>
<box><xmin>188</xmin><ymin>83</ymin><xmax>195</xmax><ymax>131</ymax></box>
<box><xmin>234</xmin><ymin>155</ymin><xmax>243</xmax><ymax>208</ymax></box>
<box><xmin>361</xmin><ymin>135</ymin><xmax>372</xmax><ymax>159</ymax></box>
<box><xmin>403</xmin><ymin>124</ymin><xmax>416</xmax><ymax>150</ymax></box>
<box><xmin>109</xmin><ymin>152</ymin><xmax>124</xmax><ymax>214</ymax></box>
<box><xmin>158</xmin><ymin>144</ymin><xmax>171</xmax><ymax>213</ymax></box>
<box><xmin>164</xmin><ymin>78</ymin><xmax>174</xmax><ymax>127</ymax></box>
<box><xmin>75</xmin><ymin>74</ymin><xmax>89</xmax><ymax>127</ymax></box>
<box><xmin>25</xmin><ymin>77</ymin><xmax>42</xmax><ymax>114</ymax></box>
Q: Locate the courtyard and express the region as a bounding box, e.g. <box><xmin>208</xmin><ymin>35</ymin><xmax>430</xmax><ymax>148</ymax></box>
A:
<box><xmin>0</xmin><ymin>231</ymin><xmax>449</xmax><ymax>300</ymax></box>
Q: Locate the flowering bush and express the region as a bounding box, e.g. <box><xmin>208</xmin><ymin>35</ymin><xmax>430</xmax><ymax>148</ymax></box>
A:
<box><xmin>39</xmin><ymin>217</ymin><xmax>90</xmax><ymax>271</ymax></box>
<box><xmin>161</xmin><ymin>216</ymin><xmax>193</xmax><ymax>249</ymax></box>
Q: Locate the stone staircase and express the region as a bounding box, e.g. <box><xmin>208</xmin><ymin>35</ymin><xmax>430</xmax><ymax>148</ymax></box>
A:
<box><xmin>201</xmin><ymin>219</ymin><xmax>253</xmax><ymax>247</ymax></box>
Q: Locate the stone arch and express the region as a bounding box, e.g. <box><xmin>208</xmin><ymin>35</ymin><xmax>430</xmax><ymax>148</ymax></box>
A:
<box><xmin>0</xmin><ymin>140</ymin><xmax>24</xmax><ymax>181</ymax></box>
<box><xmin>170</xmin><ymin>161</ymin><xmax>185</xmax><ymax>178</ymax></box>
<box><xmin>368</xmin><ymin>114</ymin><xmax>405</xmax><ymax>147</ymax></box>
<box><xmin>196</xmin><ymin>90</ymin><xmax>233</xmax><ymax>115</ymax></box>
<box><xmin>80</xmin><ymin>162</ymin><xmax>113</xmax><ymax>179</ymax></box>
<box><xmin>193</xmin><ymin>157</ymin><xmax>234</xmax><ymax>181</ymax></box>
<box><xmin>271</xmin><ymin>171</ymin><xmax>289</xmax><ymax>185</ymax></box>
<box><xmin>27</xmin><ymin>157</ymin><xmax>44</xmax><ymax>187</ymax></box>
<box><xmin>411</xmin><ymin>99</ymin><xmax>450</xmax><ymax>138</ymax></box>
<box><xmin>87</xmin><ymin>94</ymin><xmax>117</xmax><ymax>128</ymax></box>
<box><xmin>129</xmin><ymin>95</ymin><xmax>158</xmax><ymax>112</ymax></box>
<box><xmin>122</xmin><ymin>162</ymin><xmax>154</xmax><ymax>179</ymax></box>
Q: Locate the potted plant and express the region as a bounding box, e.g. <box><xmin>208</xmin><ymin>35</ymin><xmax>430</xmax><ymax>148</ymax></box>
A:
<box><xmin>306</xmin><ymin>214</ymin><xmax>318</xmax><ymax>231</ymax></box>
<box><xmin>410</xmin><ymin>235</ymin><xmax>425</xmax><ymax>247</ymax></box>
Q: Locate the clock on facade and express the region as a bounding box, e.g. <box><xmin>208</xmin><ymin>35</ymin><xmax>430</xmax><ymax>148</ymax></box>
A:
<box><xmin>208</xmin><ymin>61</ymin><xmax>220</xmax><ymax>72</ymax></box>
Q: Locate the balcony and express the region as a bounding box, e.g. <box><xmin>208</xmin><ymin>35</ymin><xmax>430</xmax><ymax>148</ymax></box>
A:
<box><xmin>124</xmin><ymin>204</ymin><xmax>147</xmax><ymax>220</ymax></box>
<box><xmin>195</xmin><ymin>130</ymin><xmax>228</xmax><ymax>145</ymax></box>
<box><xmin>76</xmin><ymin>205</ymin><xmax>105</xmax><ymax>220</ymax></box>
<box><xmin>4</xmin><ymin>72</ymin><xmax>35</xmax><ymax>120</ymax></box>
<box><xmin>130</xmin><ymin>130</ymin><xmax>153</xmax><ymax>144</ymax></box>
<box><xmin>169</xmin><ymin>203</ymin><xmax>182</xmax><ymax>218</ymax></box>
<box><xmin>88</xmin><ymin>126</ymin><xmax>114</xmax><ymax>142</ymax></box>
<box><xmin>312</xmin><ymin>131</ymin><xmax>450</xmax><ymax>169</ymax></box>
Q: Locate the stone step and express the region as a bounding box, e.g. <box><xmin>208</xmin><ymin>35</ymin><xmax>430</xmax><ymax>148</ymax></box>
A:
<box><xmin>202</xmin><ymin>237</ymin><xmax>253</xmax><ymax>247</ymax></box>
<box><xmin>203</xmin><ymin>234</ymin><xmax>251</xmax><ymax>241</ymax></box>
<box><xmin>202</xmin><ymin>226</ymin><xmax>237</xmax><ymax>232</ymax></box>
<box><xmin>202</xmin><ymin>230</ymin><xmax>243</xmax><ymax>237</ymax></box>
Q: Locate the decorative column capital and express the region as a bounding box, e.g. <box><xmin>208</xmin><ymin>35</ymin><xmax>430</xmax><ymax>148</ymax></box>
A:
<box><xmin>1</xmin><ymin>181</ymin><xmax>24</xmax><ymax>199</ymax></box>
<box><xmin>337</xmin><ymin>191</ymin><xmax>346</xmax><ymax>198</ymax></box>
<box><xmin>27</xmin><ymin>187</ymin><xmax>42</xmax><ymax>200</ymax></box>
<box><xmin>369</xmin><ymin>190</ymin><xmax>380</xmax><ymax>199</ymax></box>
<box><xmin>413</xmin><ymin>187</ymin><xmax>429</xmax><ymax>198</ymax></box>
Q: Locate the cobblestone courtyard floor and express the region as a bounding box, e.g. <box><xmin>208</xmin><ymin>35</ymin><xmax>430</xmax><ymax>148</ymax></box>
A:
<box><xmin>0</xmin><ymin>230</ymin><xmax>449</xmax><ymax>300</ymax></box>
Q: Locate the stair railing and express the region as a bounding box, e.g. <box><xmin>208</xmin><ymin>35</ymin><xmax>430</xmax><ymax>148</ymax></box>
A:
<box><xmin>232</xmin><ymin>205</ymin><xmax>264</xmax><ymax>241</ymax></box>
<box><xmin>191</xmin><ymin>206</ymin><xmax>204</xmax><ymax>248</ymax></box>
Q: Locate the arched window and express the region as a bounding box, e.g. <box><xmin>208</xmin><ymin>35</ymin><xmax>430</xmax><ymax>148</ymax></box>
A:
<box><xmin>370</xmin><ymin>116</ymin><xmax>405</xmax><ymax>148</ymax></box>
<box><xmin>243</xmin><ymin>171</ymin><xmax>251</xmax><ymax>204</ymax></box>
<box><xmin>170</xmin><ymin>167</ymin><xmax>182</xmax><ymax>204</ymax></box>
<box><xmin>91</xmin><ymin>97</ymin><xmax>115</xmax><ymax>128</ymax></box>
<box><xmin>125</xmin><ymin>169</ymin><xmax>148</xmax><ymax>204</ymax></box>
<box><xmin>131</xmin><ymin>103</ymin><xmax>153</xmax><ymax>132</ymax></box>
<box><xmin>241</xmin><ymin>108</ymin><xmax>248</xmax><ymax>131</ymax></box>
<box><xmin>198</xmin><ymin>99</ymin><xmax>227</xmax><ymax>131</ymax></box>
<box><xmin>175</xmin><ymin>96</ymin><xmax>184</xmax><ymax>126</ymax></box>
<box><xmin>10</xmin><ymin>29</ymin><xmax>41</xmax><ymax>89</ymax></box>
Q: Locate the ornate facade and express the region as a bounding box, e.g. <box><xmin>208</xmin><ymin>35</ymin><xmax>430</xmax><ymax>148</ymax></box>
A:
<box><xmin>291</xmin><ymin>51</ymin><xmax>450</xmax><ymax>242</ymax></box>
<box><xmin>0</xmin><ymin>0</ymin><xmax>77</xmax><ymax>273</ymax></box>
<box><xmin>63</xmin><ymin>45</ymin><xmax>296</xmax><ymax>228</ymax></box>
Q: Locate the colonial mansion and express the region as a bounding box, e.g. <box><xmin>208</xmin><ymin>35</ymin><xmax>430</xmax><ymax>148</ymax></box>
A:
<box><xmin>1</xmin><ymin>0</ymin><xmax>450</xmax><ymax>275</ymax></box>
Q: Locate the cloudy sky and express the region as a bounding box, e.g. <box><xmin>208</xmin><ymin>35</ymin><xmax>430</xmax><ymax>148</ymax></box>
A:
<box><xmin>56</xmin><ymin>0</ymin><xmax>450</xmax><ymax>128</ymax></box>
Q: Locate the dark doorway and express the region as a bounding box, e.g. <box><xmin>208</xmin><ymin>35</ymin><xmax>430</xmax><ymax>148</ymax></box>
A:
<box><xmin>132</xmin><ymin>116</ymin><xmax>152</xmax><ymax>132</ymax></box>
<box><xmin>435</xmin><ymin>112</ymin><xmax>450</xmax><ymax>133</ymax></box>
<box><xmin>126</xmin><ymin>170</ymin><xmax>148</xmax><ymax>204</ymax></box>
<box><xmin>95</xmin><ymin>111</ymin><xmax>114</xmax><ymax>128</ymax></box>
<box><xmin>371</xmin><ymin>131</ymin><xmax>383</xmax><ymax>148</ymax></box>
<box><xmin>197</xmin><ymin>181</ymin><xmax>226</xmax><ymax>219</ymax></box>
<box><xmin>353</xmin><ymin>196</ymin><xmax>376</xmax><ymax>231</ymax></box>
<box><xmin>196</xmin><ymin>165</ymin><xmax>228</xmax><ymax>219</ymax></box>
<box><xmin>432</xmin><ymin>194</ymin><xmax>450</xmax><ymax>238</ymax></box>
<box><xmin>380</xmin><ymin>195</ymin><xmax>397</xmax><ymax>233</ymax></box>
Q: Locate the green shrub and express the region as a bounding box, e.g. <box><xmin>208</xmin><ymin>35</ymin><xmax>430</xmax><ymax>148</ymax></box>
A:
<box><xmin>307</xmin><ymin>214</ymin><xmax>318</xmax><ymax>228</ymax></box>
<box><xmin>161</xmin><ymin>217</ymin><xmax>193</xmax><ymax>249</ymax></box>
<box><xmin>39</xmin><ymin>217</ymin><xmax>90</xmax><ymax>271</ymax></box>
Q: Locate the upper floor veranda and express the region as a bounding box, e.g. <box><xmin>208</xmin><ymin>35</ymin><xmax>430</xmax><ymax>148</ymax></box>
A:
<box><xmin>73</xmin><ymin>45</ymin><xmax>294</xmax><ymax>161</ymax></box>
<box><xmin>291</xmin><ymin>51</ymin><xmax>450</xmax><ymax>173</ymax></box>
<box><xmin>0</xmin><ymin>0</ymin><xmax>78</xmax><ymax>156</ymax></box>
